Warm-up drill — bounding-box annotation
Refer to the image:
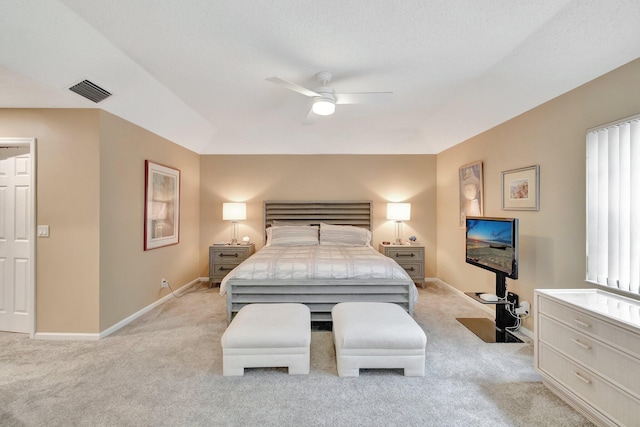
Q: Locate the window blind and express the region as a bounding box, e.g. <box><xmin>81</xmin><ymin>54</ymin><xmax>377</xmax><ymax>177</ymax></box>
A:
<box><xmin>586</xmin><ymin>115</ymin><xmax>640</xmax><ymax>295</ymax></box>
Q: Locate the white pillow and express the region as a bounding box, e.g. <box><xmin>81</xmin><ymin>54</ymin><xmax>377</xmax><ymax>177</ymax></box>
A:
<box><xmin>265</xmin><ymin>227</ymin><xmax>273</xmax><ymax>246</ymax></box>
<box><xmin>270</xmin><ymin>225</ymin><xmax>319</xmax><ymax>246</ymax></box>
<box><xmin>319</xmin><ymin>223</ymin><xmax>372</xmax><ymax>246</ymax></box>
<box><xmin>266</xmin><ymin>224</ymin><xmax>316</xmax><ymax>246</ymax></box>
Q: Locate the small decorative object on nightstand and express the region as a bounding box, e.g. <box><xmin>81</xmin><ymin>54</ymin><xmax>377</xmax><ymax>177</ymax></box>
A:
<box><xmin>209</xmin><ymin>243</ymin><xmax>255</xmax><ymax>286</ymax></box>
<box><xmin>379</xmin><ymin>243</ymin><xmax>425</xmax><ymax>288</ymax></box>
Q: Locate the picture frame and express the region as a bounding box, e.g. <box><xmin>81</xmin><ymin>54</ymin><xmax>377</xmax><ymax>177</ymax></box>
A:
<box><xmin>144</xmin><ymin>160</ymin><xmax>180</xmax><ymax>250</ymax></box>
<box><xmin>459</xmin><ymin>161</ymin><xmax>484</xmax><ymax>228</ymax></box>
<box><xmin>501</xmin><ymin>165</ymin><xmax>540</xmax><ymax>211</ymax></box>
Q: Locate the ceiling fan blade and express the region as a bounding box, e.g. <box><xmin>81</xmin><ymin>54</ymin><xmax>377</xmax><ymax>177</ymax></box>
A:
<box><xmin>302</xmin><ymin>107</ymin><xmax>317</xmax><ymax>126</ymax></box>
<box><xmin>335</xmin><ymin>92</ymin><xmax>393</xmax><ymax>105</ymax></box>
<box><xmin>266</xmin><ymin>77</ymin><xmax>320</xmax><ymax>98</ymax></box>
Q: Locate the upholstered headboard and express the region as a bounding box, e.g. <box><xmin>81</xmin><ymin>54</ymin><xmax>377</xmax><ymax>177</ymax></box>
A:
<box><xmin>263</xmin><ymin>200</ymin><xmax>373</xmax><ymax>241</ymax></box>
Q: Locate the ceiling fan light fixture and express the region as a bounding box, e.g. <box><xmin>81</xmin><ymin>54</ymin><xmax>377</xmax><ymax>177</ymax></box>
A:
<box><xmin>312</xmin><ymin>98</ymin><xmax>336</xmax><ymax>116</ymax></box>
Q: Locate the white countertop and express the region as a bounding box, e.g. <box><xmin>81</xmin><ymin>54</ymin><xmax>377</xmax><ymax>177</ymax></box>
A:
<box><xmin>536</xmin><ymin>288</ymin><xmax>640</xmax><ymax>329</ymax></box>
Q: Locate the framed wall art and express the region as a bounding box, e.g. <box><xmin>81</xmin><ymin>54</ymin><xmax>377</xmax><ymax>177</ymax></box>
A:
<box><xmin>459</xmin><ymin>161</ymin><xmax>484</xmax><ymax>227</ymax></box>
<box><xmin>501</xmin><ymin>165</ymin><xmax>539</xmax><ymax>211</ymax></box>
<box><xmin>144</xmin><ymin>160</ymin><xmax>180</xmax><ymax>250</ymax></box>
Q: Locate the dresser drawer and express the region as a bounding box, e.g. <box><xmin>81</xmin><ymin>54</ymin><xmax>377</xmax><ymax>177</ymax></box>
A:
<box><xmin>211</xmin><ymin>247</ymin><xmax>252</xmax><ymax>262</ymax></box>
<box><xmin>211</xmin><ymin>263</ymin><xmax>241</xmax><ymax>281</ymax></box>
<box><xmin>209</xmin><ymin>244</ymin><xmax>255</xmax><ymax>283</ymax></box>
<box><xmin>539</xmin><ymin>314</ymin><xmax>640</xmax><ymax>397</ymax></box>
<box><xmin>385</xmin><ymin>247</ymin><xmax>423</xmax><ymax>260</ymax></box>
<box><xmin>539</xmin><ymin>343</ymin><xmax>639</xmax><ymax>427</ymax></box>
<box><xmin>395</xmin><ymin>261</ymin><xmax>424</xmax><ymax>280</ymax></box>
<box><xmin>538</xmin><ymin>297</ymin><xmax>640</xmax><ymax>356</ymax></box>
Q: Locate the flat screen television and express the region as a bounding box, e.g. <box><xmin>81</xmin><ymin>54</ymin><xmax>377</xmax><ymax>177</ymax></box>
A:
<box><xmin>465</xmin><ymin>216</ymin><xmax>518</xmax><ymax>280</ymax></box>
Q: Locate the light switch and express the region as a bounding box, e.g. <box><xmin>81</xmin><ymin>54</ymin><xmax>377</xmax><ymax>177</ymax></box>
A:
<box><xmin>37</xmin><ymin>225</ymin><xmax>49</xmax><ymax>237</ymax></box>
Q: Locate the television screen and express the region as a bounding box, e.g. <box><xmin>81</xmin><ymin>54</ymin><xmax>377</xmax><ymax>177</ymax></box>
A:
<box><xmin>465</xmin><ymin>216</ymin><xmax>518</xmax><ymax>279</ymax></box>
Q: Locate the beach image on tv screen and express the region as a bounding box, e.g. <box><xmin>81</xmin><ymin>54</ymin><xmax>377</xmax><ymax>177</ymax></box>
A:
<box><xmin>466</xmin><ymin>219</ymin><xmax>514</xmax><ymax>272</ymax></box>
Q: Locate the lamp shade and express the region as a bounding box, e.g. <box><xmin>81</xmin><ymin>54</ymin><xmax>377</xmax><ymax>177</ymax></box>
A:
<box><xmin>222</xmin><ymin>202</ymin><xmax>246</xmax><ymax>221</ymax></box>
<box><xmin>387</xmin><ymin>203</ymin><xmax>411</xmax><ymax>221</ymax></box>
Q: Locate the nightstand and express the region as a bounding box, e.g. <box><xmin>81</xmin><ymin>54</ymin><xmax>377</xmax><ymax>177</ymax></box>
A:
<box><xmin>209</xmin><ymin>243</ymin><xmax>255</xmax><ymax>286</ymax></box>
<box><xmin>379</xmin><ymin>243</ymin><xmax>425</xmax><ymax>288</ymax></box>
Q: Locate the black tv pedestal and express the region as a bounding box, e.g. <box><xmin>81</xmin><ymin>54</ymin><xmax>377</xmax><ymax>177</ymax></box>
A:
<box><xmin>456</xmin><ymin>274</ymin><xmax>523</xmax><ymax>343</ymax></box>
<box><xmin>457</xmin><ymin>316</ymin><xmax>522</xmax><ymax>343</ymax></box>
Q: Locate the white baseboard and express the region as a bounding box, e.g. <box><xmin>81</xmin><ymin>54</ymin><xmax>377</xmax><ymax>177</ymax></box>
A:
<box><xmin>429</xmin><ymin>277</ymin><xmax>533</xmax><ymax>340</ymax></box>
<box><xmin>34</xmin><ymin>277</ymin><xmax>207</xmax><ymax>341</ymax></box>
<box><xmin>99</xmin><ymin>277</ymin><xmax>206</xmax><ymax>339</ymax></box>
<box><xmin>34</xmin><ymin>332</ymin><xmax>100</xmax><ymax>341</ymax></box>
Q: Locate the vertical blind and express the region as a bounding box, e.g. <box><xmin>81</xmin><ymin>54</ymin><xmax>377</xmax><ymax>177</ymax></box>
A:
<box><xmin>586</xmin><ymin>115</ymin><xmax>640</xmax><ymax>295</ymax></box>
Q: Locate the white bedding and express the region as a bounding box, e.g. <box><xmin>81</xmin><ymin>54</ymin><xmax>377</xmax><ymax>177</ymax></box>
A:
<box><xmin>220</xmin><ymin>245</ymin><xmax>416</xmax><ymax>298</ymax></box>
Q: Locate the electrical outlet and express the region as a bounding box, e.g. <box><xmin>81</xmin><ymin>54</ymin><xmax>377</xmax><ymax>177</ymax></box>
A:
<box><xmin>506</xmin><ymin>292</ymin><xmax>519</xmax><ymax>308</ymax></box>
<box><xmin>516</xmin><ymin>301</ymin><xmax>530</xmax><ymax>316</ymax></box>
<box><xmin>161</xmin><ymin>279</ymin><xmax>169</xmax><ymax>288</ymax></box>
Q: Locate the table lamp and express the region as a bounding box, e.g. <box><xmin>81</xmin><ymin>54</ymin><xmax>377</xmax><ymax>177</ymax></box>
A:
<box><xmin>222</xmin><ymin>202</ymin><xmax>246</xmax><ymax>245</ymax></box>
<box><xmin>387</xmin><ymin>203</ymin><xmax>411</xmax><ymax>244</ymax></box>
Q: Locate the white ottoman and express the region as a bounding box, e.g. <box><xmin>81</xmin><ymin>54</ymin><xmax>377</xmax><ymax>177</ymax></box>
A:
<box><xmin>332</xmin><ymin>302</ymin><xmax>427</xmax><ymax>377</ymax></box>
<box><xmin>221</xmin><ymin>303</ymin><xmax>310</xmax><ymax>376</ymax></box>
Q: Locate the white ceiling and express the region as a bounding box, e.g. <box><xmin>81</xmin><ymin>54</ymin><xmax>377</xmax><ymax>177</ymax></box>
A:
<box><xmin>1</xmin><ymin>1</ymin><xmax>639</xmax><ymax>154</ymax></box>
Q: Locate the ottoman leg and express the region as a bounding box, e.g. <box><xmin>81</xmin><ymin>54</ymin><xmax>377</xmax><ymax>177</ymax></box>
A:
<box><xmin>338</xmin><ymin>368</ymin><xmax>360</xmax><ymax>377</ymax></box>
<box><xmin>222</xmin><ymin>356</ymin><xmax>245</xmax><ymax>376</ymax></box>
<box><xmin>288</xmin><ymin>349</ymin><xmax>310</xmax><ymax>375</ymax></box>
<box><xmin>288</xmin><ymin>357</ymin><xmax>310</xmax><ymax>375</ymax></box>
<box><xmin>403</xmin><ymin>357</ymin><xmax>426</xmax><ymax>377</ymax></box>
<box><xmin>336</xmin><ymin>357</ymin><xmax>360</xmax><ymax>377</ymax></box>
<box><xmin>403</xmin><ymin>366</ymin><xmax>425</xmax><ymax>377</ymax></box>
<box><xmin>223</xmin><ymin>367</ymin><xmax>245</xmax><ymax>376</ymax></box>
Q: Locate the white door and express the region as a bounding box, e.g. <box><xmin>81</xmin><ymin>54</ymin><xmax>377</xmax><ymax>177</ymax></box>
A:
<box><xmin>0</xmin><ymin>142</ymin><xmax>33</xmax><ymax>333</ymax></box>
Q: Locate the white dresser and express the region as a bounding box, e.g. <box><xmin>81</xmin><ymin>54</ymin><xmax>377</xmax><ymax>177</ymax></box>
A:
<box><xmin>534</xmin><ymin>289</ymin><xmax>640</xmax><ymax>426</ymax></box>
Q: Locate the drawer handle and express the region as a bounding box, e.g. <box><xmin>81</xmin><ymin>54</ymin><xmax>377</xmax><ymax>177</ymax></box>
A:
<box><xmin>574</xmin><ymin>319</ymin><xmax>591</xmax><ymax>328</ymax></box>
<box><xmin>573</xmin><ymin>339</ymin><xmax>591</xmax><ymax>350</ymax></box>
<box><xmin>395</xmin><ymin>253</ymin><xmax>415</xmax><ymax>258</ymax></box>
<box><xmin>405</xmin><ymin>267</ymin><xmax>415</xmax><ymax>272</ymax></box>
<box><xmin>573</xmin><ymin>372</ymin><xmax>592</xmax><ymax>385</ymax></box>
<box><xmin>218</xmin><ymin>266</ymin><xmax>235</xmax><ymax>271</ymax></box>
<box><xmin>219</xmin><ymin>253</ymin><xmax>239</xmax><ymax>258</ymax></box>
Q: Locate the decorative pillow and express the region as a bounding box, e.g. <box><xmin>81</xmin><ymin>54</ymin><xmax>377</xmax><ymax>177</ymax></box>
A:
<box><xmin>270</xmin><ymin>225</ymin><xmax>319</xmax><ymax>246</ymax></box>
<box><xmin>319</xmin><ymin>223</ymin><xmax>372</xmax><ymax>246</ymax></box>
<box><xmin>265</xmin><ymin>226</ymin><xmax>273</xmax><ymax>246</ymax></box>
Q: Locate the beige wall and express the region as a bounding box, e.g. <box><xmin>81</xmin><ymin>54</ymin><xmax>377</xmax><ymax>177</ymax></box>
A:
<box><xmin>98</xmin><ymin>111</ymin><xmax>200</xmax><ymax>331</ymax></box>
<box><xmin>199</xmin><ymin>155</ymin><xmax>437</xmax><ymax>277</ymax></box>
<box><xmin>0</xmin><ymin>109</ymin><xmax>101</xmax><ymax>333</ymax></box>
<box><xmin>436</xmin><ymin>57</ymin><xmax>640</xmax><ymax>331</ymax></box>
<box><xmin>0</xmin><ymin>109</ymin><xmax>201</xmax><ymax>334</ymax></box>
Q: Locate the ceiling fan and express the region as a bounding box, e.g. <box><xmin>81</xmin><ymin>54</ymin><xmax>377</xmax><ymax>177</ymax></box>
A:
<box><xmin>266</xmin><ymin>71</ymin><xmax>393</xmax><ymax>124</ymax></box>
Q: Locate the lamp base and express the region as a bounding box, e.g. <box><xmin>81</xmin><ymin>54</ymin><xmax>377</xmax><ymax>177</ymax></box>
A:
<box><xmin>394</xmin><ymin>221</ymin><xmax>404</xmax><ymax>245</ymax></box>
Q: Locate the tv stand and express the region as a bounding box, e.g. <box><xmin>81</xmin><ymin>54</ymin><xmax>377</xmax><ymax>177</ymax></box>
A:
<box><xmin>457</xmin><ymin>273</ymin><xmax>522</xmax><ymax>343</ymax></box>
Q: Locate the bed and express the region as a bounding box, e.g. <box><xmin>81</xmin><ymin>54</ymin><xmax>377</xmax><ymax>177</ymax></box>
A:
<box><xmin>220</xmin><ymin>200</ymin><xmax>417</xmax><ymax>323</ymax></box>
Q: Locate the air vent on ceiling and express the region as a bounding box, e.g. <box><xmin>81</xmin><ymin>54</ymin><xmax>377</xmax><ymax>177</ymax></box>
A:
<box><xmin>69</xmin><ymin>79</ymin><xmax>112</xmax><ymax>103</ymax></box>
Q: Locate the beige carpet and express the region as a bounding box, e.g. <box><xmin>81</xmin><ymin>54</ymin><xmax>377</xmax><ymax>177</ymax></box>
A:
<box><xmin>0</xmin><ymin>281</ymin><xmax>592</xmax><ymax>426</ymax></box>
